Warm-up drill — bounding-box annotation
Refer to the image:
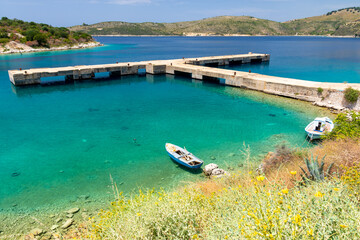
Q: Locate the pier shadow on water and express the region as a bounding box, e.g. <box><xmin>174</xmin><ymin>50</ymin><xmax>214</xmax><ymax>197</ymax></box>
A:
<box><xmin>10</xmin><ymin>74</ymin><xmax>165</xmax><ymax>97</ymax></box>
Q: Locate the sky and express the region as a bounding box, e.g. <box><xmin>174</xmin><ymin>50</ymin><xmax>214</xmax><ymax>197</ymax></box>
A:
<box><xmin>0</xmin><ymin>0</ymin><xmax>359</xmax><ymax>27</ymax></box>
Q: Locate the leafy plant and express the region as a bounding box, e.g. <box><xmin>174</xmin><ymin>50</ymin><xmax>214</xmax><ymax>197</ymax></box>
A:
<box><xmin>317</xmin><ymin>87</ymin><xmax>324</xmax><ymax>94</ymax></box>
<box><xmin>326</xmin><ymin>111</ymin><xmax>360</xmax><ymax>140</ymax></box>
<box><xmin>300</xmin><ymin>155</ymin><xmax>334</xmax><ymax>182</ymax></box>
<box><xmin>344</xmin><ymin>87</ymin><xmax>360</xmax><ymax>103</ymax></box>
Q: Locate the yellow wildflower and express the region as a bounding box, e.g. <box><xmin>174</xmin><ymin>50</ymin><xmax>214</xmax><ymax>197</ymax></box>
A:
<box><xmin>137</xmin><ymin>213</ymin><xmax>142</xmax><ymax>216</ymax></box>
<box><xmin>314</xmin><ymin>191</ymin><xmax>324</xmax><ymax>198</ymax></box>
<box><xmin>340</xmin><ymin>224</ymin><xmax>347</xmax><ymax>228</ymax></box>
<box><xmin>256</xmin><ymin>176</ymin><xmax>265</xmax><ymax>182</ymax></box>
<box><xmin>290</xmin><ymin>171</ymin><xmax>297</xmax><ymax>175</ymax></box>
<box><xmin>281</xmin><ymin>188</ymin><xmax>289</xmax><ymax>194</ymax></box>
<box><xmin>333</xmin><ymin>188</ymin><xmax>339</xmax><ymax>191</ymax></box>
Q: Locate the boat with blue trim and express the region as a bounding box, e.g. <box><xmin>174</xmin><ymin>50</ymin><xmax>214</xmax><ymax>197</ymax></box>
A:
<box><xmin>165</xmin><ymin>143</ymin><xmax>204</xmax><ymax>169</ymax></box>
<box><xmin>305</xmin><ymin>117</ymin><xmax>334</xmax><ymax>140</ymax></box>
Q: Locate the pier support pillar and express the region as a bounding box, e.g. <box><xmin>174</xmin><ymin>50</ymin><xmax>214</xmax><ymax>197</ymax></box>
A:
<box><xmin>242</xmin><ymin>58</ymin><xmax>251</xmax><ymax>64</ymax></box>
<box><xmin>218</xmin><ymin>59</ymin><xmax>230</xmax><ymax>66</ymax></box>
<box><xmin>263</xmin><ymin>54</ymin><xmax>270</xmax><ymax>61</ymax></box>
<box><xmin>146</xmin><ymin>64</ymin><xmax>166</xmax><ymax>74</ymax></box>
<box><xmin>81</xmin><ymin>73</ymin><xmax>95</xmax><ymax>79</ymax></box>
<box><xmin>192</xmin><ymin>72</ymin><xmax>203</xmax><ymax>80</ymax></box>
<box><xmin>9</xmin><ymin>73</ymin><xmax>41</xmax><ymax>86</ymax></box>
<box><xmin>165</xmin><ymin>66</ymin><xmax>175</xmax><ymax>75</ymax></box>
<box><xmin>121</xmin><ymin>66</ymin><xmax>138</xmax><ymax>75</ymax></box>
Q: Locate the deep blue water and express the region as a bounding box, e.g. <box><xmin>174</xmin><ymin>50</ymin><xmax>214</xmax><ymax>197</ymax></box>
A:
<box><xmin>0</xmin><ymin>36</ymin><xmax>350</xmax><ymax>212</ymax></box>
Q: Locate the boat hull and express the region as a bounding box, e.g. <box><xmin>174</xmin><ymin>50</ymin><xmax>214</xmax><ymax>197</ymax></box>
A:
<box><xmin>305</xmin><ymin>131</ymin><xmax>322</xmax><ymax>140</ymax></box>
<box><xmin>167</xmin><ymin>152</ymin><xmax>203</xmax><ymax>169</ymax></box>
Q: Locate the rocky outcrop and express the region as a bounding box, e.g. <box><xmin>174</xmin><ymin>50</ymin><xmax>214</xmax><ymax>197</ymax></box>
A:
<box><xmin>0</xmin><ymin>41</ymin><xmax>102</xmax><ymax>55</ymax></box>
<box><xmin>203</xmin><ymin>163</ymin><xmax>228</xmax><ymax>178</ymax></box>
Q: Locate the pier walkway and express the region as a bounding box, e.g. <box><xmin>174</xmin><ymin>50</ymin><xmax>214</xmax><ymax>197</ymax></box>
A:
<box><xmin>8</xmin><ymin>53</ymin><xmax>360</xmax><ymax>110</ymax></box>
<box><xmin>8</xmin><ymin>53</ymin><xmax>268</xmax><ymax>86</ymax></box>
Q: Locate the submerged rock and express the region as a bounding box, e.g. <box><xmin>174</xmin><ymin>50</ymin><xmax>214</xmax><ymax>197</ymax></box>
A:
<box><xmin>61</xmin><ymin>219</ymin><xmax>73</xmax><ymax>229</ymax></box>
<box><xmin>29</xmin><ymin>228</ymin><xmax>43</xmax><ymax>236</ymax></box>
<box><xmin>55</xmin><ymin>218</ymin><xmax>62</xmax><ymax>223</ymax></box>
<box><xmin>66</xmin><ymin>207</ymin><xmax>80</xmax><ymax>214</ymax></box>
<box><xmin>11</xmin><ymin>172</ymin><xmax>20</xmax><ymax>177</ymax></box>
<box><xmin>50</xmin><ymin>225</ymin><xmax>58</xmax><ymax>230</ymax></box>
<box><xmin>210</xmin><ymin>156</ymin><xmax>216</xmax><ymax>160</ymax></box>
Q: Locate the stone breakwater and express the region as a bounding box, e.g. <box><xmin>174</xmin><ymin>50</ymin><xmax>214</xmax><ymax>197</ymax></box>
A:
<box><xmin>0</xmin><ymin>41</ymin><xmax>102</xmax><ymax>55</ymax></box>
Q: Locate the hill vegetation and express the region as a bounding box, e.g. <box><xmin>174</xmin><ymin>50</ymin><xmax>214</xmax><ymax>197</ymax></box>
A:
<box><xmin>0</xmin><ymin>17</ymin><xmax>95</xmax><ymax>49</ymax></box>
<box><xmin>70</xmin><ymin>7</ymin><xmax>360</xmax><ymax>36</ymax></box>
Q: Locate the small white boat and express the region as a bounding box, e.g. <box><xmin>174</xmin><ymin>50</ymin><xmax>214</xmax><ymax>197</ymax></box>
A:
<box><xmin>305</xmin><ymin>117</ymin><xmax>334</xmax><ymax>140</ymax></box>
<box><xmin>165</xmin><ymin>143</ymin><xmax>204</xmax><ymax>169</ymax></box>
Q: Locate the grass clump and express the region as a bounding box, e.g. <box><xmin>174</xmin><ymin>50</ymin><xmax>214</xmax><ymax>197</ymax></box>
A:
<box><xmin>344</xmin><ymin>87</ymin><xmax>360</xmax><ymax>103</ymax></box>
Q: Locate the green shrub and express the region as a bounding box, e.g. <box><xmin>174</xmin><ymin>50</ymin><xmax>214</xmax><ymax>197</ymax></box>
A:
<box><xmin>344</xmin><ymin>87</ymin><xmax>360</xmax><ymax>103</ymax></box>
<box><xmin>317</xmin><ymin>87</ymin><xmax>324</xmax><ymax>94</ymax></box>
<box><xmin>0</xmin><ymin>38</ymin><xmax>9</xmax><ymax>44</ymax></box>
<box><xmin>33</xmin><ymin>33</ymin><xmax>48</xmax><ymax>46</ymax></box>
<box><xmin>0</xmin><ymin>28</ymin><xmax>8</xmax><ymax>38</ymax></box>
<box><xmin>326</xmin><ymin>111</ymin><xmax>360</xmax><ymax>140</ymax></box>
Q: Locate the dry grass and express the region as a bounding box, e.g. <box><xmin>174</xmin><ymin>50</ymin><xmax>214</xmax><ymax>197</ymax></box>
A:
<box><xmin>312</xmin><ymin>139</ymin><xmax>360</xmax><ymax>171</ymax></box>
<box><xmin>258</xmin><ymin>139</ymin><xmax>360</xmax><ymax>188</ymax></box>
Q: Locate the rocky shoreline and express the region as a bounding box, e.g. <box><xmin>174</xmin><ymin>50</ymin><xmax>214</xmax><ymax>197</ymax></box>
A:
<box><xmin>0</xmin><ymin>41</ymin><xmax>103</xmax><ymax>55</ymax></box>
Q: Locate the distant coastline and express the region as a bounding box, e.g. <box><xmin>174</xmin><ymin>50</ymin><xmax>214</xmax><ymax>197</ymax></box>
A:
<box><xmin>0</xmin><ymin>41</ymin><xmax>103</xmax><ymax>55</ymax></box>
<box><xmin>92</xmin><ymin>34</ymin><xmax>357</xmax><ymax>38</ymax></box>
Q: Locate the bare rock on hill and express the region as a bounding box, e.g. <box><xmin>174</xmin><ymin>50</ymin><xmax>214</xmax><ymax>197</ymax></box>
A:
<box><xmin>6</xmin><ymin>41</ymin><xmax>33</xmax><ymax>51</ymax></box>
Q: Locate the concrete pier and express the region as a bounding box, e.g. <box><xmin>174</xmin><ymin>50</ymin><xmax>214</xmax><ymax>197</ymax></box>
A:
<box><xmin>8</xmin><ymin>53</ymin><xmax>268</xmax><ymax>86</ymax></box>
<box><xmin>8</xmin><ymin>53</ymin><xmax>360</xmax><ymax>110</ymax></box>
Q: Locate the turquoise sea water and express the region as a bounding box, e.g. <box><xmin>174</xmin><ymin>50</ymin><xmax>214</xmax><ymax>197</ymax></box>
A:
<box><xmin>0</xmin><ymin>36</ymin><xmax>352</xmax><ymax>214</ymax></box>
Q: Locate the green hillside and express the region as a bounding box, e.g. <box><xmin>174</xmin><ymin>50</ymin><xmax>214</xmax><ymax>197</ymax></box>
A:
<box><xmin>0</xmin><ymin>17</ymin><xmax>95</xmax><ymax>48</ymax></box>
<box><xmin>284</xmin><ymin>7</ymin><xmax>360</xmax><ymax>35</ymax></box>
<box><xmin>70</xmin><ymin>7</ymin><xmax>360</xmax><ymax>36</ymax></box>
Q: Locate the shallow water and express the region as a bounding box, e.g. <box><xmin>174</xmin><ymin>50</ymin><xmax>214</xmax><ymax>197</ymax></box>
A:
<box><xmin>0</xmin><ymin>36</ymin><xmax>346</xmax><ymax>215</ymax></box>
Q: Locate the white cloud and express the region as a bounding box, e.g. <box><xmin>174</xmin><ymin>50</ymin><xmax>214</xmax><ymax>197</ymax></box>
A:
<box><xmin>106</xmin><ymin>0</ymin><xmax>151</xmax><ymax>5</ymax></box>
